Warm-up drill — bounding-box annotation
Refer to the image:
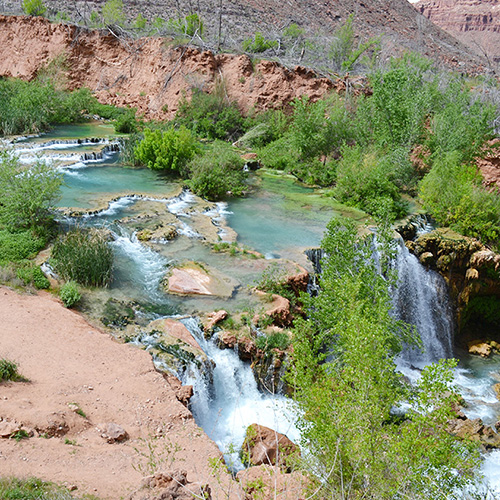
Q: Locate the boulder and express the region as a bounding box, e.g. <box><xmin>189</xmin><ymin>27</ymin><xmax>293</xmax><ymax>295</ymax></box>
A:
<box><xmin>165</xmin><ymin>262</ymin><xmax>238</xmax><ymax>298</ymax></box>
<box><xmin>468</xmin><ymin>340</ymin><xmax>492</xmax><ymax>358</ymax></box>
<box><xmin>98</xmin><ymin>423</ymin><xmax>129</xmax><ymax>444</ymax></box>
<box><xmin>148</xmin><ymin>318</ymin><xmax>201</xmax><ymax>351</ymax></box>
<box><xmin>254</xmin><ymin>291</ymin><xmax>293</xmax><ymax>327</ymax></box>
<box><xmin>0</xmin><ymin>419</ymin><xmax>21</xmax><ymax>438</ymax></box>
<box><xmin>216</xmin><ymin>331</ymin><xmax>257</xmax><ymax>361</ymax></box>
<box><xmin>241</xmin><ymin>423</ymin><xmax>300</xmax><ymax>471</ymax></box>
<box><xmin>127</xmin><ymin>470</ymin><xmax>211</xmax><ymax>500</ymax></box>
<box><xmin>449</xmin><ymin>416</ymin><xmax>500</xmax><ymax>449</ymax></box>
<box><xmin>164</xmin><ymin>375</ymin><xmax>194</xmax><ymax>407</ymax></box>
<box><xmin>202</xmin><ymin>310</ymin><xmax>228</xmax><ymax>333</ymax></box>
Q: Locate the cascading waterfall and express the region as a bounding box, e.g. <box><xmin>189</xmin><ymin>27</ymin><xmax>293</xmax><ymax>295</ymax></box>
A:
<box><xmin>392</xmin><ymin>238</ymin><xmax>454</xmax><ymax>367</ymax></box>
<box><xmin>181</xmin><ymin>317</ymin><xmax>299</xmax><ymax>471</ymax></box>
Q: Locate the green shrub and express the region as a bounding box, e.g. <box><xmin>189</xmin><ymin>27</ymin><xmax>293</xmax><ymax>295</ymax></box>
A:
<box><xmin>419</xmin><ymin>151</ymin><xmax>500</xmax><ymax>247</ymax></box>
<box><xmin>242</xmin><ymin>32</ymin><xmax>277</xmax><ymax>53</ymax></box>
<box><xmin>0</xmin><ymin>359</ymin><xmax>20</xmax><ymax>381</ymax></box>
<box><xmin>0</xmin><ymin>153</ymin><xmax>62</xmax><ymax>230</ymax></box>
<box><xmin>59</xmin><ymin>281</ymin><xmax>81</xmax><ymax>308</ymax></box>
<box><xmin>333</xmin><ymin>145</ymin><xmax>408</xmax><ymax>218</ymax></box>
<box><xmin>257</xmin><ymin>136</ymin><xmax>300</xmax><ymax>172</ymax></box>
<box><xmin>0</xmin><ymin>229</ymin><xmax>46</xmax><ymax>264</ymax></box>
<box><xmin>0</xmin><ymin>477</ymin><xmax>84</xmax><ymax>499</ymax></box>
<box><xmin>52</xmin><ymin>228</ymin><xmax>113</xmax><ymax>287</ymax></box>
<box><xmin>102</xmin><ymin>0</ymin><xmax>125</xmax><ymax>25</ymax></box>
<box><xmin>16</xmin><ymin>265</ymin><xmax>50</xmax><ymax>289</ymax></box>
<box><xmin>256</xmin><ymin>332</ymin><xmax>291</xmax><ymax>352</ymax></box>
<box><xmin>134</xmin><ymin>13</ymin><xmax>147</xmax><ymax>30</ymax></box>
<box><xmin>186</xmin><ymin>141</ymin><xmax>246</xmax><ymax>200</ymax></box>
<box><xmin>22</xmin><ymin>0</ymin><xmax>46</xmax><ymax>16</ymax></box>
<box><xmin>167</xmin><ymin>13</ymin><xmax>204</xmax><ymax>37</ymax></box>
<box><xmin>134</xmin><ymin>127</ymin><xmax>200</xmax><ymax>172</ymax></box>
<box><xmin>175</xmin><ymin>85</ymin><xmax>246</xmax><ymax>141</ymax></box>
<box><xmin>241</xmin><ymin>109</ymin><xmax>290</xmax><ymax>148</ymax></box>
<box><xmin>114</xmin><ymin>108</ymin><xmax>137</xmax><ymax>134</ymax></box>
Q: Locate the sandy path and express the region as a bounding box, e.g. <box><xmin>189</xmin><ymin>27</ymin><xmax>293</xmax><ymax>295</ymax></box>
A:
<box><xmin>0</xmin><ymin>287</ymin><xmax>231</xmax><ymax>499</ymax></box>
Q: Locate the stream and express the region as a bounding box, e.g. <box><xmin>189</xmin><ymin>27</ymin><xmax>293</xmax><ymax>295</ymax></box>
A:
<box><xmin>9</xmin><ymin>124</ymin><xmax>500</xmax><ymax>493</ymax></box>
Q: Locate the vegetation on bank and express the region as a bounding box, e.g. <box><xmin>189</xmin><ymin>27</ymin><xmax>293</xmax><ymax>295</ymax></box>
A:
<box><xmin>289</xmin><ymin>217</ymin><xmax>482</xmax><ymax>498</ymax></box>
<box><xmin>0</xmin><ymin>477</ymin><xmax>99</xmax><ymax>500</ymax></box>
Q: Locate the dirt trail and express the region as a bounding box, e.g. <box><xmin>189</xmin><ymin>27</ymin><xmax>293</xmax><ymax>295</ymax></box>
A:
<box><xmin>0</xmin><ymin>287</ymin><xmax>233</xmax><ymax>499</ymax></box>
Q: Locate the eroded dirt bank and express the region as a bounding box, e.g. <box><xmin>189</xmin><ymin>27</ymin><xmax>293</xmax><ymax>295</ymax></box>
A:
<box><xmin>0</xmin><ymin>287</ymin><xmax>233</xmax><ymax>499</ymax></box>
<box><xmin>0</xmin><ymin>15</ymin><xmax>336</xmax><ymax>120</ymax></box>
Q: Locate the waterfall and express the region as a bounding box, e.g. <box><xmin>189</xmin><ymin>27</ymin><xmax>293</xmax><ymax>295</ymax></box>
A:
<box><xmin>181</xmin><ymin>317</ymin><xmax>299</xmax><ymax>471</ymax></box>
<box><xmin>392</xmin><ymin>238</ymin><xmax>453</xmax><ymax>367</ymax></box>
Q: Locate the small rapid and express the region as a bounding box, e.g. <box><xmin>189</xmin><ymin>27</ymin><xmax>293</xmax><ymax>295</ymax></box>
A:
<box><xmin>181</xmin><ymin>317</ymin><xmax>299</xmax><ymax>470</ymax></box>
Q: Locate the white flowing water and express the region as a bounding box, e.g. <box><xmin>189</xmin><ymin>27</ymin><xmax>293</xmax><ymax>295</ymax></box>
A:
<box><xmin>392</xmin><ymin>239</ymin><xmax>454</xmax><ymax>368</ymax></box>
<box><xmin>181</xmin><ymin>317</ymin><xmax>299</xmax><ymax>470</ymax></box>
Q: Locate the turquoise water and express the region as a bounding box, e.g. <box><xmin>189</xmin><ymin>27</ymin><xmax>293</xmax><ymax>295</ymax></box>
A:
<box><xmin>27</xmin><ymin>122</ymin><xmax>117</xmax><ymax>141</ymax></box>
<box><xmin>228</xmin><ymin>173</ymin><xmax>367</xmax><ymax>257</ymax></box>
<box><xmin>59</xmin><ymin>161</ymin><xmax>179</xmax><ymax>210</ymax></box>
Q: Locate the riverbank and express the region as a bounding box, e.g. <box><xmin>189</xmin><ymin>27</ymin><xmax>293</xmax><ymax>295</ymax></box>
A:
<box><xmin>0</xmin><ymin>286</ymin><xmax>232</xmax><ymax>499</ymax></box>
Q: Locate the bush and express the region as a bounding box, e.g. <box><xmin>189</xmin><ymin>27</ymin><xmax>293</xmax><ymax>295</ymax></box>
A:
<box><xmin>0</xmin><ymin>153</ymin><xmax>62</xmax><ymax>230</ymax></box>
<box><xmin>175</xmin><ymin>85</ymin><xmax>246</xmax><ymax>141</ymax></box>
<box><xmin>0</xmin><ymin>477</ymin><xmax>84</xmax><ymax>500</ymax></box>
<box><xmin>21</xmin><ymin>0</ymin><xmax>46</xmax><ymax>16</ymax></box>
<box><xmin>420</xmin><ymin>151</ymin><xmax>500</xmax><ymax>247</ymax></box>
<box><xmin>0</xmin><ymin>359</ymin><xmax>20</xmax><ymax>381</ymax></box>
<box><xmin>242</xmin><ymin>32</ymin><xmax>278</xmax><ymax>53</ymax></box>
<box><xmin>52</xmin><ymin>228</ymin><xmax>113</xmax><ymax>287</ymax></box>
<box><xmin>102</xmin><ymin>0</ymin><xmax>125</xmax><ymax>26</ymax></box>
<box><xmin>60</xmin><ymin>281</ymin><xmax>81</xmax><ymax>308</ymax></box>
<box><xmin>114</xmin><ymin>108</ymin><xmax>138</xmax><ymax>134</ymax></box>
<box><xmin>16</xmin><ymin>265</ymin><xmax>50</xmax><ymax>289</ymax></box>
<box><xmin>256</xmin><ymin>332</ymin><xmax>291</xmax><ymax>352</ymax></box>
<box><xmin>186</xmin><ymin>141</ymin><xmax>246</xmax><ymax>200</ymax></box>
<box><xmin>0</xmin><ymin>229</ymin><xmax>46</xmax><ymax>265</ymax></box>
<box><xmin>333</xmin><ymin>145</ymin><xmax>409</xmax><ymax>218</ymax></box>
<box><xmin>134</xmin><ymin>127</ymin><xmax>200</xmax><ymax>172</ymax></box>
<box><xmin>167</xmin><ymin>13</ymin><xmax>204</xmax><ymax>37</ymax></box>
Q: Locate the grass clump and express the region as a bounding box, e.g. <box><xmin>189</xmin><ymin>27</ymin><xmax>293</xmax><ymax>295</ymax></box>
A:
<box><xmin>255</xmin><ymin>332</ymin><xmax>291</xmax><ymax>352</ymax></box>
<box><xmin>16</xmin><ymin>265</ymin><xmax>50</xmax><ymax>290</ymax></box>
<box><xmin>52</xmin><ymin>228</ymin><xmax>113</xmax><ymax>287</ymax></box>
<box><xmin>59</xmin><ymin>281</ymin><xmax>81</xmax><ymax>308</ymax></box>
<box><xmin>0</xmin><ymin>229</ymin><xmax>47</xmax><ymax>265</ymax></box>
<box><xmin>0</xmin><ymin>477</ymin><xmax>95</xmax><ymax>499</ymax></box>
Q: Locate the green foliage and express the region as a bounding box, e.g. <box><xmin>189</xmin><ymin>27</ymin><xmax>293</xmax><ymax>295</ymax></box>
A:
<box><xmin>133</xmin><ymin>127</ymin><xmax>200</xmax><ymax>172</ymax></box>
<box><xmin>114</xmin><ymin>108</ymin><xmax>138</xmax><ymax>134</ymax></box>
<box><xmin>0</xmin><ymin>77</ymin><xmax>103</xmax><ymax>135</ymax></box>
<box><xmin>16</xmin><ymin>265</ymin><xmax>50</xmax><ymax>289</ymax></box>
<box><xmin>0</xmin><ymin>359</ymin><xmax>20</xmax><ymax>381</ymax></box>
<box><xmin>0</xmin><ymin>153</ymin><xmax>62</xmax><ymax>230</ymax></box>
<box><xmin>186</xmin><ymin>141</ymin><xmax>246</xmax><ymax>200</ymax></box>
<box><xmin>363</xmin><ymin>54</ymin><xmax>440</xmax><ymax>148</ymax></box>
<box><xmin>175</xmin><ymin>85</ymin><xmax>245</xmax><ymax>141</ymax></box>
<box><xmin>21</xmin><ymin>0</ymin><xmax>46</xmax><ymax>16</ymax></box>
<box><xmin>333</xmin><ymin>145</ymin><xmax>409</xmax><ymax>218</ymax></box>
<box><xmin>329</xmin><ymin>14</ymin><xmax>355</xmax><ymax>70</ymax></box>
<box><xmin>242</xmin><ymin>108</ymin><xmax>290</xmax><ymax>147</ymax></box>
<box><xmin>167</xmin><ymin>13</ymin><xmax>204</xmax><ymax>37</ymax></box>
<box><xmin>0</xmin><ymin>477</ymin><xmax>91</xmax><ymax>500</ymax></box>
<box><xmin>288</xmin><ymin>217</ymin><xmax>480</xmax><ymax>499</ymax></box>
<box><xmin>134</xmin><ymin>13</ymin><xmax>147</xmax><ymax>30</ymax></box>
<box><xmin>420</xmin><ymin>151</ymin><xmax>500</xmax><ymax>246</ymax></box>
<box><xmin>462</xmin><ymin>296</ymin><xmax>500</xmax><ymax>328</ymax></box>
<box><xmin>60</xmin><ymin>281</ymin><xmax>81</xmax><ymax>308</ymax></box>
<box><xmin>255</xmin><ymin>332</ymin><xmax>290</xmax><ymax>352</ymax></box>
<box><xmin>52</xmin><ymin>228</ymin><xmax>113</xmax><ymax>287</ymax></box>
<box><xmin>101</xmin><ymin>0</ymin><xmax>125</xmax><ymax>26</ymax></box>
<box><xmin>0</xmin><ymin>229</ymin><xmax>46</xmax><ymax>265</ymax></box>
<box><xmin>426</xmin><ymin>78</ymin><xmax>495</xmax><ymax>163</ymax></box>
<box><xmin>242</xmin><ymin>32</ymin><xmax>278</xmax><ymax>53</ymax></box>
<box><xmin>282</xmin><ymin>23</ymin><xmax>305</xmax><ymax>40</ymax></box>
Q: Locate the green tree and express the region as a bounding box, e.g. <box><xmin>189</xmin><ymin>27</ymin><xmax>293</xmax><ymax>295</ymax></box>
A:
<box><xmin>288</xmin><ymin>217</ymin><xmax>480</xmax><ymax>498</ymax></box>
<box><xmin>22</xmin><ymin>0</ymin><xmax>46</xmax><ymax>16</ymax></box>
<box><xmin>0</xmin><ymin>152</ymin><xmax>62</xmax><ymax>230</ymax></box>
<box><xmin>133</xmin><ymin>127</ymin><xmax>200</xmax><ymax>172</ymax></box>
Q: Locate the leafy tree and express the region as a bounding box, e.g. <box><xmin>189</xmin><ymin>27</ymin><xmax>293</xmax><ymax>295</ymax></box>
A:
<box><xmin>0</xmin><ymin>152</ymin><xmax>62</xmax><ymax>230</ymax></box>
<box><xmin>329</xmin><ymin>14</ymin><xmax>355</xmax><ymax>70</ymax></box>
<box><xmin>186</xmin><ymin>141</ymin><xmax>246</xmax><ymax>200</ymax></box>
<box><xmin>288</xmin><ymin>217</ymin><xmax>480</xmax><ymax>498</ymax></box>
<box><xmin>133</xmin><ymin>127</ymin><xmax>200</xmax><ymax>172</ymax></box>
<box><xmin>21</xmin><ymin>0</ymin><xmax>46</xmax><ymax>16</ymax></box>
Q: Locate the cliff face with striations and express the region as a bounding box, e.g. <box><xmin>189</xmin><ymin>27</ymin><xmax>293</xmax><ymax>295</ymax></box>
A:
<box><xmin>414</xmin><ymin>0</ymin><xmax>500</xmax><ymax>62</ymax></box>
